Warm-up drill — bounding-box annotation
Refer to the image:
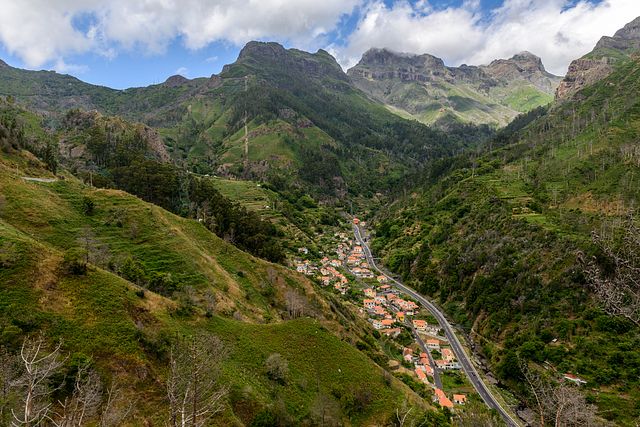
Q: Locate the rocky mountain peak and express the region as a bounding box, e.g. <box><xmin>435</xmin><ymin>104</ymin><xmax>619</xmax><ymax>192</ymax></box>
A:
<box><xmin>557</xmin><ymin>16</ymin><xmax>640</xmax><ymax>100</ymax></box>
<box><xmin>237</xmin><ymin>41</ymin><xmax>288</xmax><ymax>62</ymax></box>
<box><xmin>0</xmin><ymin>59</ymin><xmax>9</xmax><ymax>69</ymax></box>
<box><xmin>163</xmin><ymin>74</ymin><xmax>188</xmax><ymax>87</ymax></box>
<box><xmin>357</xmin><ymin>48</ymin><xmax>445</xmax><ymax>69</ymax></box>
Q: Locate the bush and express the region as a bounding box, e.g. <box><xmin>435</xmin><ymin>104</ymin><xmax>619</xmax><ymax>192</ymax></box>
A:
<box><xmin>265</xmin><ymin>353</ymin><xmax>289</xmax><ymax>384</ymax></box>
<box><xmin>62</xmin><ymin>248</ymin><xmax>88</xmax><ymax>275</ymax></box>
<box><xmin>82</xmin><ymin>196</ymin><xmax>95</xmax><ymax>216</ymax></box>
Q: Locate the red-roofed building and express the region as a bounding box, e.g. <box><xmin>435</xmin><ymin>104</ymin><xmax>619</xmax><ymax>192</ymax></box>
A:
<box><xmin>453</xmin><ymin>394</ymin><xmax>467</xmax><ymax>405</ymax></box>
<box><xmin>413</xmin><ymin>319</ymin><xmax>427</xmax><ymax>332</ymax></box>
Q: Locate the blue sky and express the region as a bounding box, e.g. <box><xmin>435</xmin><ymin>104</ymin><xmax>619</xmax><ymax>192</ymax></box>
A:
<box><xmin>0</xmin><ymin>0</ymin><xmax>635</xmax><ymax>89</ymax></box>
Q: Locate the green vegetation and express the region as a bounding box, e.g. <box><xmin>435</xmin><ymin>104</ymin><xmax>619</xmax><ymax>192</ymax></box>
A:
<box><xmin>0</xmin><ymin>145</ymin><xmax>432</xmax><ymax>424</ymax></box>
<box><xmin>369</xmin><ymin>57</ymin><xmax>640</xmax><ymax>425</ymax></box>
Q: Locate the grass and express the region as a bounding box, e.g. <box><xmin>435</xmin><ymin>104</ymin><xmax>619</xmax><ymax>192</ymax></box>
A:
<box><xmin>0</xmin><ymin>151</ymin><xmax>431</xmax><ymax>424</ymax></box>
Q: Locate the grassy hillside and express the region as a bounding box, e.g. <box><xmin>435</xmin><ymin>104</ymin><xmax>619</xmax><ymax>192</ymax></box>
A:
<box><xmin>0</xmin><ymin>146</ymin><xmax>439</xmax><ymax>425</ymax></box>
<box><xmin>368</xmin><ymin>57</ymin><xmax>640</xmax><ymax>425</ymax></box>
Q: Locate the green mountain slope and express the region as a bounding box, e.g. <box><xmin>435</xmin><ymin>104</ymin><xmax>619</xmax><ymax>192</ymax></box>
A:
<box><xmin>368</xmin><ymin>55</ymin><xmax>640</xmax><ymax>425</ymax></box>
<box><xmin>347</xmin><ymin>49</ymin><xmax>561</xmax><ymax>127</ymax></box>
<box><xmin>0</xmin><ymin>43</ymin><xmax>493</xmax><ymax>198</ymax></box>
<box><xmin>0</xmin><ymin>142</ymin><xmax>438</xmax><ymax>425</ymax></box>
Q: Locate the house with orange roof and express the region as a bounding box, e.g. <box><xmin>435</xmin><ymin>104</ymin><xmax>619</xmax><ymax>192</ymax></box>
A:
<box><xmin>364</xmin><ymin>288</ymin><xmax>376</xmax><ymax>298</ymax></box>
<box><xmin>412</xmin><ymin>319</ymin><xmax>427</xmax><ymax>332</ymax></box>
<box><xmin>434</xmin><ymin>388</ymin><xmax>454</xmax><ymax>408</ymax></box>
<box><xmin>442</xmin><ymin>348</ymin><xmax>455</xmax><ymax>362</ymax></box>
<box><xmin>453</xmin><ymin>394</ymin><xmax>467</xmax><ymax>405</ymax></box>
<box><xmin>375</xmin><ymin>295</ymin><xmax>387</xmax><ymax>305</ymax></box>
<box><xmin>363</xmin><ymin>299</ymin><xmax>376</xmax><ymax>310</ymax></box>
<box><xmin>377</xmin><ymin>275</ymin><xmax>388</xmax><ymax>283</ymax></box>
<box><xmin>415</xmin><ymin>369</ymin><xmax>428</xmax><ymax>384</ymax></box>
<box><xmin>353</xmin><ymin>217</ymin><xmax>360</xmax><ymax>225</ymax></box>
<box><xmin>381</xmin><ymin>319</ymin><xmax>394</xmax><ymax>328</ymax></box>
<box><xmin>395</xmin><ymin>312</ymin><xmax>405</xmax><ymax>323</ymax></box>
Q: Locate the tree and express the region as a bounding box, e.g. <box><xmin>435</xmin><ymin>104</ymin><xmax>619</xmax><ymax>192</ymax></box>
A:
<box><xmin>11</xmin><ymin>334</ymin><xmax>65</xmax><ymax>426</ymax></box>
<box><xmin>310</xmin><ymin>392</ymin><xmax>341</xmax><ymax>427</ymax></box>
<box><xmin>54</xmin><ymin>363</ymin><xmax>102</xmax><ymax>427</ymax></box>
<box><xmin>264</xmin><ymin>353</ymin><xmax>289</xmax><ymax>384</ymax></box>
<box><xmin>98</xmin><ymin>380</ymin><xmax>134</xmax><ymax>427</ymax></box>
<box><xmin>167</xmin><ymin>334</ymin><xmax>228</xmax><ymax>427</ymax></box>
<box><xmin>0</xmin><ymin>347</ymin><xmax>20</xmax><ymax>425</ymax></box>
<box><xmin>519</xmin><ymin>358</ymin><xmax>600</xmax><ymax>427</ymax></box>
<box><xmin>285</xmin><ymin>290</ymin><xmax>305</xmax><ymax>319</ymax></box>
<box><xmin>583</xmin><ymin>217</ymin><xmax>640</xmax><ymax>326</ymax></box>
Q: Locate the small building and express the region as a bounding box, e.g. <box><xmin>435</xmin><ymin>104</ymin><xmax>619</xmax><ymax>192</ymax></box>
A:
<box><xmin>413</xmin><ymin>319</ymin><xmax>427</xmax><ymax>332</ymax></box>
<box><xmin>377</xmin><ymin>275</ymin><xmax>388</xmax><ymax>283</ymax></box>
<box><xmin>381</xmin><ymin>319</ymin><xmax>394</xmax><ymax>328</ymax></box>
<box><xmin>563</xmin><ymin>373</ymin><xmax>587</xmax><ymax>385</ymax></box>
<box><xmin>442</xmin><ymin>348</ymin><xmax>455</xmax><ymax>362</ymax></box>
<box><xmin>434</xmin><ymin>388</ymin><xmax>454</xmax><ymax>409</ymax></box>
<box><xmin>364</xmin><ymin>288</ymin><xmax>376</xmax><ymax>298</ymax></box>
<box><xmin>363</xmin><ymin>299</ymin><xmax>376</xmax><ymax>310</ymax></box>
<box><xmin>426</xmin><ymin>339</ymin><xmax>440</xmax><ymax>350</ymax></box>
<box><xmin>382</xmin><ymin>328</ymin><xmax>401</xmax><ymax>338</ymax></box>
<box><xmin>415</xmin><ymin>368</ymin><xmax>428</xmax><ymax>384</ymax></box>
<box><xmin>453</xmin><ymin>394</ymin><xmax>467</xmax><ymax>405</ymax></box>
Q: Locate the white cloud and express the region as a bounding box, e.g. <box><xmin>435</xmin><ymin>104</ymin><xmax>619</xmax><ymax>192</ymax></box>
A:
<box><xmin>175</xmin><ymin>66</ymin><xmax>188</xmax><ymax>76</ymax></box>
<box><xmin>334</xmin><ymin>0</ymin><xmax>640</xmax><ymax>75</ymax></box>
<box><xmin>0</xmin><ymin>0</ymin><xmax>361</xmax><ymax>69</ymax></box>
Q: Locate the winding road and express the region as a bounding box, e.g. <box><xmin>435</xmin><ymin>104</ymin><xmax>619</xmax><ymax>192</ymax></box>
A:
<box><xmin>353</xmin><ymin>224</ymin><xmax>520</xmax><ymax>426</ymax></box>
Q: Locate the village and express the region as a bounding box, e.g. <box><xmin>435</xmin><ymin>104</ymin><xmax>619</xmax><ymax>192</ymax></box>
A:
<box><xmin>292</xmin><ymin>219</ymin><xmax>469</xmax><ymax>411</ymax></box>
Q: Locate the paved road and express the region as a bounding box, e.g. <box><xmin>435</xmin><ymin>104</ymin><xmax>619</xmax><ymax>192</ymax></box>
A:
<box><xmin>407</xmin><ymin>320</ymin><xmax>443</xmax><ymax>389</ymax></box>
<box><xmin>354</xmin><ymin>224</ymin><xmax>520</xmax><ymax>427</ymax></box>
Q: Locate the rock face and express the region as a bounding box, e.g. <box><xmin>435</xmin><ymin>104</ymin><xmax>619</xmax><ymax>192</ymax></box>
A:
<box><xmin>348</xmin><ymin>48</ymin><xmax>561</xmax><ymax>126</ymax></box>
<box><xmin>225</xmin><ymin>41</ymin><xmax>348</xmax><ymax>84</ymax></box>
<box><xmin>556</xmin><ymin>16</ymin><xmax>640</xmax><ymax>100</ymax></box>
<box><xmin>163</xmin><ymin>74</ymin><xmax>189</xmax><ymax>87</ymax></box>
<box><xmin>482</xmin><ymin>51</ymin><xmax>560</xmax><ymax>93</ymax></box>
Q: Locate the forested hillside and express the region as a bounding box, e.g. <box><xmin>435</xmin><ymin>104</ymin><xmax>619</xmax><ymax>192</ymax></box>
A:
<box><xmin>0</xmin><ymin>106</ymin><xmax>444</xmax><ymax>425</ymax></box>
<box><xmin>369</xmin><ymin>55</ymin><xmax>640</xmax><ymax>425</ymax></box>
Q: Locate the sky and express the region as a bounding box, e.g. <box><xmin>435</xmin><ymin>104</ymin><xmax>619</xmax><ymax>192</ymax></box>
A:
<box><xmin>0</xmin><ymin>0</ymin><xmax>638</xmax><ymax>89</ymax></box>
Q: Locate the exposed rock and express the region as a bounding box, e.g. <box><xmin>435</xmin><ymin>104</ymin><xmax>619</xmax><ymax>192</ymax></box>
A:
<box><xmin>482</xmin><ymin>51</ymin><xmax>561</xmax><ymax>93</ymax></box>
<box><xmin>556</xmin><ymin>16</ymin><xmax>640</xmax><ymax>100</ymax></box>
<box><xmin>163</xmin><ymin>74</ymin><xmax>188</xmax><ymax>87</ymax></box>
<box><xmin>348</xmin><ymin>48</ymin><xmax>560</xmax><ymax>126</ymax></box>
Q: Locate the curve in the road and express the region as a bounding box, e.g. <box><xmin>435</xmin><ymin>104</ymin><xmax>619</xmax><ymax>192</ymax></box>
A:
<box><xmin>354</xmin><ymin>224</ymin><xmax>520</xmax><ymax>427</ymax></box>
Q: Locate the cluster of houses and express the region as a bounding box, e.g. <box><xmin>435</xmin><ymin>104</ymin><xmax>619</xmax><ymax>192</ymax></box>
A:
<box><xmin>293</xmin><ymin>225</ymin><xmax>469</xmax><ymax>411</ymax></box>
<box><xmin>435</xmin><ymin>388</ymin><xmax>467</xmax><ymax>408</ymax></box>
<box><xmin>347</xmin><ymin>244</ymin><xmax>375</xmax><ymax>279</ymax></box>
<box><xmin>403</xmin><ymin>347</ymin><xmax>466</xmax><ymax>409</ymax></box>
<box><xmin>362</xmin><ymin>284</ymin><xmax>421</xmax><ymax>338</ymax></box>
<box><xmin>293</xmin><ymin>233</ymin><xmax>357</xmax><ymax>294</ymax></box>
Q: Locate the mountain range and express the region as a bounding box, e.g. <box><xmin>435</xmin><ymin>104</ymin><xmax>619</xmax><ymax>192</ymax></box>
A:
<box><xmin>348</xmin><ymin>48</ymin><xmax>562</xmax><ymax>126</ymax></box>
<box><xmin>1</xmin><ymin>14</ymin><xmax>640</xmax><ymax>427</ymax></box>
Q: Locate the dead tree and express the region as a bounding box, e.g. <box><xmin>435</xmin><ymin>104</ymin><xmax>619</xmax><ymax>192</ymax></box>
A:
<box><xmin>99</xmin><ymin>380</ymin><xmax>135</xmax><ymax>427</ymax></box>
<box><xmin>519</xmin><ymin>359</ymin><xmax>601</xmax><ymax>427</ymax></box>
<box><xmin>285</xmin><ymin>290</ymin><xmax>305</xmax><ymax>319</ymax></box>
<box><xmin>584</xmin><ymin>217</ymin><xmax>640</xmax><ymax>326</ymax></box>
<box><xmin>55</xmin><ymin>364</ymin><xmax>102</xmax><ymax>426</ymax></box>
<box><xmin>167</xmin><ymin>334</ymin><xmax>228</xmax><ymax>427</ymax></box>
<box><xmin>0</xmin><ymin>347</ymin><xmax>20</xmax><ymax>425</ymax></box>
<box><xmin>11</xmin><ymin>335</ymin><xmax>65</xmax><ymax>426</ymax></box>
